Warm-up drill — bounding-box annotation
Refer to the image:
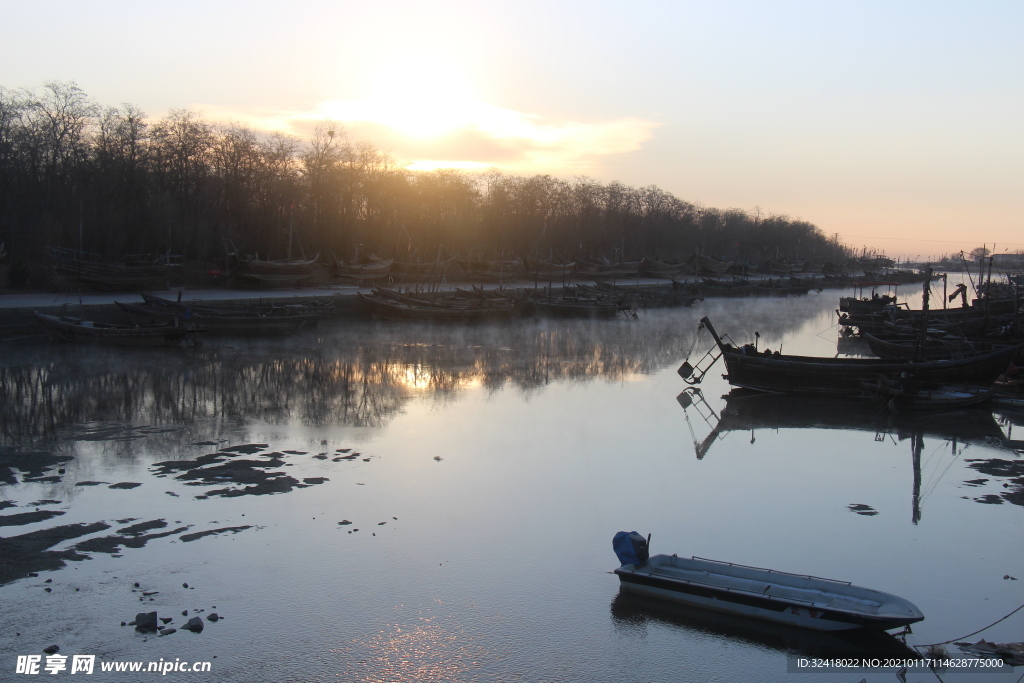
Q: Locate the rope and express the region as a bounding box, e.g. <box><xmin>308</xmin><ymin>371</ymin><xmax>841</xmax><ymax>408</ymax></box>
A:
<box><xmin>916</xmin><ymin>600</ymin><xmax>1024</xmax><ymax>647</ymax></box>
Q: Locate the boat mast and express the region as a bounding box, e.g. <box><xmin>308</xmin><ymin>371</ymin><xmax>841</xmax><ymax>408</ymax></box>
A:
<box><xmin>913</xmin><ymin>266</ymin><xmax>932</xmax><ymax>363</ymax></box>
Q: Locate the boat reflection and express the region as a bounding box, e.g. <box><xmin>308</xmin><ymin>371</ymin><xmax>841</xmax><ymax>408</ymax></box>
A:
<box><xmin>609</xmin><ymin>591</ymin><xmax>919</xmax><ymax>660</ymax></box>
<box><xmin>681</xmin><ymin>388</ymin><xmax>1011</xmax><ymax>461</ymax></box>
<box><xmin>678</xmin><ymin>388</ymin><xmax>1024</xmax><ymax>516</ymax></box>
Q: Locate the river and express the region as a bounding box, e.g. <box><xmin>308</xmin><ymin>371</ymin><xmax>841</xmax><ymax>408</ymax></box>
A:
<box><xmin>1</xmin><ymin>290</ymin><xmax>1021</xmax><ymax>682</ymax></box>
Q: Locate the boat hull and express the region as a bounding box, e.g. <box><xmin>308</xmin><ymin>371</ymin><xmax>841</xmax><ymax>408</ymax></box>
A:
<box><xmin>33</xmin><ymin>311</ymin><xmax>195</xmax><ymax>347</ymax></box>
<box><xmin>615</xmin><ymin>555</ymin><xmax>923</xmax><ymax>632</ymax></box>
<box><xmin>720</xmin><ymin>345</ymin><xmax>1019</xmax><ymax>397</ymax></box>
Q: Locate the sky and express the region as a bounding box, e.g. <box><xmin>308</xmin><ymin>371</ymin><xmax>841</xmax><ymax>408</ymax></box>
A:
<box><xmin>3</xmin><ymin>0</ymin><xmax>1021</xmax><ymax>260</ymax></box>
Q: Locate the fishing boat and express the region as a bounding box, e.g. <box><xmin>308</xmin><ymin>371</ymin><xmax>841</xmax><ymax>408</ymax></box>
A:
<box><xmin>357</xmin><ymin>291</ymin><xmax>514</xmax><ymax>323</ymax></box>
<box><xmin>641</xmin><ymin>258</ymin><xmax>689</xmax><ymax>279</ymax></box>
<box><xmin>612</xmin><ymin>532</ymin><xmax>924</xmax><ymax>632</ymax></box>
<box><xmin>861</xmin><ymin>332</ymin><xmax>1015</xmax><ymax>361</ymax></box>
<box><xmin>888</xmin><ymin>384</ymin><xmax>995</xmax><ymax>409</ymax></box>
<box><xmin>527</xmin><ymin>294</ymin><xmax>631</xmax><ymax>319</ymax></box>
<box><xmin>690</xmin><ymin>253</ymin><xmax>732</xmax><ymax>276</ymax></box>
<box><xmin>522</xmin><ymin>257</ymin><xmax>576</xmax><ymax>280</ymax></box>
<box><xmin>838</xmin><ymin>294</ymin><xmax>897</xmax><ymax>315</ymax></box>
<box><xmin>46</xmin><ymin>246</ymin><xmax>181</xmax><ymax>291</ymax></box>
<box><xmin>117</xmin><ymin>293</ymin><xmax>329</xmax><ymax>336</ymax></box>
<box><xmin>332</xmin><ymin>257</ymin><xmax>392</xmax><ymax>281</ymax></box>
<box><xmin>590</xmin><ymin>282</ymin><xmax>702</xmax><ymax>308</ymax></box>
<box><xmin>33</xmin><ymin>311</ymin><xmax>199</xmax><ymax>347</ymax></box>
<box><xmin>680</xmin><ymin>316</ymin><xmax>1020</xmax><ymax>398</ymax></box>
<box><xmin>231</xmin><ymin>253</ymin><xmax>319</xmax><ymax>285</ymax></box>
<box><xmin>575</xmin><ymin>260</ymin><xmax>642</xmax><ymax>280</ymax></box>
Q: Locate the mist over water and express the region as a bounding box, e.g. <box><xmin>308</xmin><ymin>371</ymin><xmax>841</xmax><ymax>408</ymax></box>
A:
<box><xmin>2</xmin><ymin>293</ymin><xmax>1021</xmax><ymax>682</ymax></box>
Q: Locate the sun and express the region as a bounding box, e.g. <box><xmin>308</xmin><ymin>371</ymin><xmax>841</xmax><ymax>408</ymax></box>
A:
<box><xmin>364</xmin><ymin>57</ymin><xmax>476</xmax><ymax>138</ymax></box>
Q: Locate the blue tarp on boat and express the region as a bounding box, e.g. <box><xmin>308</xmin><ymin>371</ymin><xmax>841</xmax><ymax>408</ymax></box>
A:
<box><xmin>613</xmin><ymin>531</ymin><xmax>649</xmax><ymax>566</ymax></box>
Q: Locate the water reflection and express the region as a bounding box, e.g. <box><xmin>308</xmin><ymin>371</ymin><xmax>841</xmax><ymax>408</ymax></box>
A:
<box><xmin>2</xmin><ymin>317</ymin><xmax>704</xmax><ymax>442</ymax></box>
<box><xmin>678</xmin><ymin>388</ymin><xmax>1024</xmax><ymax>514</ymax></box>
<box><xmin>610</xmin><ymin>591</ymin><xmax>919</xmax><ymax>659</ymax></box>
<box><xmin>687</xmin><ymin>389</ymin><xmax>1010</xmax><ymax>455</ymax></box>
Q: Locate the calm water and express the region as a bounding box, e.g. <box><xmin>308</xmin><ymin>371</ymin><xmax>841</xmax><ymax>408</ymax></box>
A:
<box><xmin>1</xmin><ymin>292</ymin><xmax>1022</xmax><ymax>682</ymax></box>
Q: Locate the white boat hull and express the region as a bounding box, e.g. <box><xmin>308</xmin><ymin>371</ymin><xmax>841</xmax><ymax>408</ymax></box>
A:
<box><xmin>615</xmin><ymin>554</ymin><xmax>923</xmax><ymax>632</ymax></box>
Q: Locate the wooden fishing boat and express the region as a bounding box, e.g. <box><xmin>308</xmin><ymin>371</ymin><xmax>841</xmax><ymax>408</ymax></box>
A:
<box><xmin>332</xmin><ymin>258</ymin><xmax>392</xmax><ymax>280</ymax></box>
<box><xmin>358</xmin><ymin>292</ymin><xmax>514</xmax><ymax>323</ymax></box>
<box><xmin>838</xmin><ymin>294</ymin><xmax>897</xmax><ymax>314</ymax></box>
<box><xmin>373</xmin><ymin>287</ymin><xmax>517</xmax><ymax>309</ymax></box>
<box><xmin>641</xmin><ymin>258</ymin><xmax>689</xmax><ymax>279</ymax></box>
<box><xmin>680</xmin><ymin>317</ymin><xmax>1020</xmax><ymax>398</ymax></box>
<box><xmin>117</xmin><ymin>294</ymin><xmax>328</xmax><ymax>336</ymax></box>
<box><xmin>690</xmin><ymin>253</ymin><xmax>732</xmax><ymax>276</ymax></box>
<box><xmin>522</xmin><ymin>257</ymin><xmax>576</xmax><ymax>279</ymax></box>
<box><xmin>590</xmin><ymin>282</ymin><xmax>701</xmax><ymax>308</ymax></box>
<box><xmin>575</xmin><ymin>260</ymin><xmax>642</xmax><ymax>280</ymax></box>
<box><xmin>232</xmin><ymin>253</ymin><xmax>319</xmax><ymax>285</ymax></box>
<box><xmin>33</xmin><ymin>311</ymin><xmax>199</xmax><ymax>347</ymax></box>
<box><xmin>862</xmin><ymin>332</ymin><xmax>1014</xmax><ymax>361</ymax></box>
<box><xmin>890</xmin><ymin>384</ymin><xmax>995</xmax><ymax>409</ymax></box>
<box><xmin>765</xmin><ymin>259</ymin><xmax>798</xmax><ymax>275</ymax></box>
<box><xmin>527</xmin><ymin>296</ymin><xmax>630</xmax><ymax>319</ymax></box>
<box><xmin>613</xmin><ymin>532</ymin><xmax>924</xmax><ymax>632</ymax></box>
<box><xmin>47</xmin><ymin>246</ymin><xmax>181</xmax><ymax>291</ymax></box>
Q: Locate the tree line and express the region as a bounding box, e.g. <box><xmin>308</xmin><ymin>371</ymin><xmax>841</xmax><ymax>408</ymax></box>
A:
<box><xmin>0</xmin><ymin>81</ymin><xmax>850</xmax><ymax>286</ymax></box>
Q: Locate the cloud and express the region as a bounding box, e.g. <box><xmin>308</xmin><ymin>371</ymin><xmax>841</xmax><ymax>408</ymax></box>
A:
<box><xmin>191</xmin><ymin>99</ymin><xmax>658</xmax><ymax>175</ymax></box>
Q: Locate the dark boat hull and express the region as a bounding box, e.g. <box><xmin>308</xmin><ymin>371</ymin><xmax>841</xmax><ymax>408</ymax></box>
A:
<box><xmin>33</xmin><ymin>311</ymin><xmax>195</xmax><ymax>347</ymax></box>
<box><xmin>696</xmin><ymin>316</ymin><xmax>1020</xmax><ymax>398</ymax></box>
<box><xmin>720</xmin><ymin>345</ymin><xmax>1018</xmax><ymax>397</ymax></box>
<box><xmin>358</xmin><ymin>292</ymin><xmax>513</xmax><ymax>323</ymax></box>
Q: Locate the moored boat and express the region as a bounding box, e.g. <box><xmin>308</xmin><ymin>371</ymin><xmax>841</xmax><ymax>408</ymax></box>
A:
<box><xmin>33</xmin><ymin>311</ymin><xmax>199</xmax><ymax>347</ymax></box>
<box><xmin>680</xmin><ymin>316</ymin><xmax>1020</xmax><ymax>398</ymax></box>
<box><xmin>46</xmin><ymin>246</ymin><xmax>181</xmax><ymax>291</ymax></box>
<box><xmin>117</xmin><ymin>294</ymin><xmax>329</xmax><ymax>336</ymax></box>
<box><xmin>332</xmin><ymin>257</ymin><xmax>393</xmax><ymax>281</ymax></box>
<box><xmin>357</xmin><ymin>291</ymin><xmax>514</xmax><ymax>323</ymax></box>
<box><xmin>612</xmin><ymin>532</ymin><xmax>924</xmax><ymax>632</ymax></box>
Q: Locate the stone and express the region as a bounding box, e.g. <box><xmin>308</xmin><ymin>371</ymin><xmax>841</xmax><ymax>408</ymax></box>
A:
<box><xmin>159</xmin><ymin>628</ymin><xmax>176</xmax><ymax>636</ymax></box>
<box><xmin>182</xmin><ymin>583</ymin><xmax>188</xmax><ymax>588</ymax></box>
<box><xmin>134</xmin><ymin>611</ymin><xmax>158</xmax><ymax>632</ymax></box>
<box><xmin>183</xmin><ymin>617</ymin><xmax>204</xmax><ymax>633</ymax></box>
<box><xmin>160</xmin><ymin>617</ymin><xmax>173</xmax><ymax>624</ymax></box>
<box><xmin>207</xmin><ymin>613</ymin><xmax>219</xmax><ymax>622</ymax></box>
<box><xmin>43</xmin><ymin>645</ymin><xmax>59</xmax><ymax>655</ymax></box>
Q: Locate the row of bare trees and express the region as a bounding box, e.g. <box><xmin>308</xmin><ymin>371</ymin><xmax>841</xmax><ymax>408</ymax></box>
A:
<box><xmin>0</xmin><ymin>81</ymin><xmax>848</xmax><ymax>286</ymax></box>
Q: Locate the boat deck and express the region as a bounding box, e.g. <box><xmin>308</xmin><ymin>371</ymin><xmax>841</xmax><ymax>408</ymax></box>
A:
<box><xmin>639</xmin><ymin>556</ymin><xmax>885</xmax><ymax>615</ymax></box>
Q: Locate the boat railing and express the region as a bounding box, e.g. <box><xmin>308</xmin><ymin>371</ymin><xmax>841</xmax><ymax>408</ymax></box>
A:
<box><xmin>690</xmin><ymin>556</ymin><xmax>853</xmax><ymax>585</ymax></box>
<box><xmin>648</xmin><ymin>565</ymin><xmax>820</xmax><ymax>606</ymax></box>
